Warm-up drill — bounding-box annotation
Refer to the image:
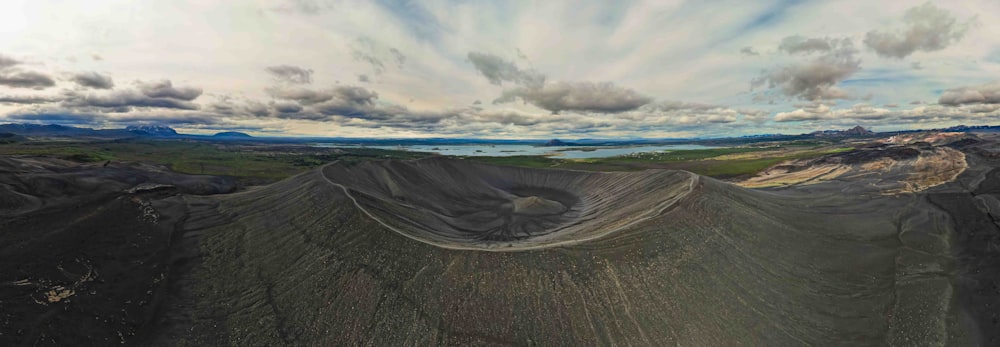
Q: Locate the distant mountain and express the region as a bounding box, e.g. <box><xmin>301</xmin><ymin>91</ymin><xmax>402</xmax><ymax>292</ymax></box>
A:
<box><xmin>126</xmin><ymin>125</ymin><xmax>178</xmax><ymax>136</ymax></box>
<box><xmin>213</xmin><ymin>131</ymin><xmax>252</xmax><ymax>138</ymax></box>
<box><xmin>810</xmin><ymin>126</ymin><xmax>874</xmax><ymax>137</ymax></box>
<box><xmin>941</xmin><ymin>125</ymin><xmax>1000</xmax><ymax>133</ymax></box>
<box><xmin>0</xmin><ymin>123</ymin><xmax>177</xmax><ymax>138</ymax></box>
<box><xmin>542</xmin><ymin>139</ymin><xmax>576</xmax><ymax>146</ymax></box>
<box><xmin>0</xmin><ymin>123</ymin><xmax>99</xmax><ymax>136</ymax></box>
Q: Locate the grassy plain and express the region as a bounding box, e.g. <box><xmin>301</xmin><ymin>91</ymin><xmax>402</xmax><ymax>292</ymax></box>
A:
<box><xmin>0</xmin><ymin>137</ymin><xmax>857</xmax><ymax>183</ymax></box>
<box><xmin>466</xmin><ymin>146</ymin><xmax>854</xmax><ymax>178</ymax></box>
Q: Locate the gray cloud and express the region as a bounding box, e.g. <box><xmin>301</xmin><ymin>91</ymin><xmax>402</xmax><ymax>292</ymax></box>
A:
<box><xmin>8</xmin><ymin>113</ymin><xmax>100</xmax><ymax>124</ymax></box>
<box><xmin>739</xmin><ymin>46</ymin><xmax>760</xmax><ymax>56</ymax></box>
<box><xmin>269</xmin><ymin>85</ymin><xmax>381</xmax><ymax>117</ymax></box>
<box><xmin>208</xmin><ymin>96</ymin><xmax>270</xmax><ymax>117</ymax></box>
<box><xmin>350</xmin><ymin>37</ymin><xmax>406</xmax><ymax>75</ymax></box>
<box><xmin>631</xmin><ymin>101</ymin><xmax>754</xmax><ymax>125</ymax></box>
<box><xmin>112</xmin><ymin>113</ymin><xmax>221</xmax><ymax>126</ymax></box>
<box><xmin>269</xmin><ymin>0</ymin><xmax>334</xmax><ymax>14</ymax></box>
<box><xmin>0</xmin><ymin>94</ymin><xmax>61</xmax><ymax>104</ymax></box>
<box><xmin>358</xmin><ymin>74</ymin><xmax>370</xmax><ymax>83</ymax></box>
<box><xmin>467</xmin><ymin>52</ymin><xmax>545</xmax><ymax>88</ymax></box>
<box><xmin>273</xmin><ymin>102</ymin><xmax>303</xmax><ymax>114</ymax></box>
<box><xmin>468</xmin><ymin>51</ymin><xmax>653</xmax><ymax>115</ymax></box>
<box><xmin>266</xmin><ymin>65</ymin><xmax>313</xmax><ymax>84</ymax></box>
<box><xmin>752</xmin><ymin>39</ymin><xmax>859</xmax><ymax>101</ymax></box>
<box><xmin>266</xmin><ymin>84</ymin><xmax>465</xmax><ymax>127</ymax></box>
<box><xmin>0</xmin><ymin>69</ymin><xmax>56</xmax><ymax>89</ymax></box>
<box><xmin>70</xmin><ymin>71</ymin><xmax>114</xmax><ymax>89</ymax></box>
<box><xmin>864</xmin><ymin>3</ymin><xmax>974</xmax><ymax>59</ymax></box>
<box><xmin>388</xmin><ymin>48</ymin><xmax>405</xmax><ymax>68</ymax></box>
<box><xmin>62</xmin><ymin>89</ymin><xmax>200</xmax><ymax>111</ymax></box>
<box><xmin>472</xmin><ymin>111</ymin><xmax>546</xmax><ymax>126</ymax></box>
<box><xmin>774</xmin><ymin>103</ymin><xmax>832</xmax><ymax>122</ymax></box>
<box><xmin>0</xmin><ymin>54</ymin><xmax>20</xmax><ymax>69</ymax></box>
<box><xmin>138</xmin><ymin>80</ymin><xmax>202</xmax><ymax>101</ymax></box>
<box><xmin>495</xmin><ymin>81</ymin><xmax>651</xmax><ymax>114</ymax></box>
<box><xmin>778</xmin><ymin>36</ymin><xmax>846</xmax><ymax>54</ymax></box>
<box><xmin>938</xmin><ymin>81</ymin><xmax>1000</xmax><ymax>106</ymax></box>
<box><xmin>267</xmin><ymin>87</ymin><xmax>334</xmax><ymax>105</ymax></box>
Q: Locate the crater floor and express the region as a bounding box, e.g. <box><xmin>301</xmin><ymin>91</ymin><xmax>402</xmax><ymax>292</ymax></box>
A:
<box><xmin>321</xmin><ymin>158</ymin><xmax>695</xmax><ymax>249</ymax></box>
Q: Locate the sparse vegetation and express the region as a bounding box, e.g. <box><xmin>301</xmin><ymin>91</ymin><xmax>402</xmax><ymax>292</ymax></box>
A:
<box><xmin>466</xmin><ymin>146</ymin><xmax>855</xmax><ymax>178</ymax></box>
<box><xmin>0</xmin><ymin>137</ymin><xmax>856</xmax><ymax>184</ymax></box>
<box><xmin>0</xmin><ymin>139</ymin><xmax>428</xmax><ymax>185</ymax></box>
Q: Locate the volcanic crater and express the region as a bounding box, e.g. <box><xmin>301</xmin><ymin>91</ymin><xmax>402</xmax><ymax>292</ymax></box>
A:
<box><xmin>321</xmin><ymin>157</ymin><xmax>695</xmax><ymax>249</ymax></box>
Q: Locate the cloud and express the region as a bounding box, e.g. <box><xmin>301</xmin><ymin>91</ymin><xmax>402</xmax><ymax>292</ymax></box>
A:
<box><xmin>0</xmin><ymin>54</ymin><xmax>20</xmax><ymax>69</ymax></box>
<box><xmin>350</xmin><ymin>37</ymin><xmax>406</xmax><ymax>75</ymax></box>
<box><xmin>267</xmin><ymin>87</ymin><xmax>334</xmax><ymax>105</ymax></box>
<box><xmin>7</xmin><ymin>113</ymin><xmax>100</xmax><ymax>125</ymax></box>
<box><xmin>774</xmin><ymin>103</ymin><xmax>831</xmax><ymax>122</ymax></box>
<box><xmin>269</xmin><ymin>85</ymin><xmax>378</xmax><ymax>109</ymax></box>
<box><xmin>273</xmin><ymin>102</ymin><xmax>303</xmax><ymax>114</ymax></box>
<box><xmin>358</xmin><ymin>74</ymin><xmax>370</xmax><ymax>83</ymax></box>
<box><xmin>467</xmin><ymin>52</ymin><xmax>545</xmax><ymax>88</ymax></box>
<box><xmin>0</xmin><ymin>69</ymin><xmax>56</xmax><ymax>89</ymax></box>
<box><xmin>740</xmin><ymin>46</ymin><xmax>760</xmax><ymax>56</ymax></box>
<box><xmin>864</xmin><ymin>3</ymin><xmax>975</xmax><ymax>59</ymax></box>
<box><xmin>0</xmin><ymin>94</ymin><xmax>61</xmax><ymax>104</ymax></box>
<box><xmin>778</xmin><ymin>36</ymin><xmax>846</xmax><ymax>54</ymax></box>
<box><xmin>137</xmin><ymin>80</ymin><xmax>202</xmax><ymax>101</ymax></box>
<box><xmin>91</xmin><ymin>54</ymin><xmax>103</xmax><ymax>61</ymax></box>
<box><xmin>637</xmin><ymin>102</ymin><xmax>746</xmax><ymax>124</ymax></box>
<box><xmin>752</xmin><ymin>38</ymin><xmax>859</xmax><ymax>101</ymax></box>
<box><xmin>62</xmin><ymin>89</ymin><xmax>200</xmax><ymax>111</ymax></box>
<box><xmin>938</xmin><ymin>81</ymin><xmax>1000</xmax><ymax>105</ymax></box>
<box><xmin>769</xmin><ymin>101</ymin><xmax>1000</xmax><ymax>127</ymax></box>
<box><xmin>388</xmin><ymin>48</ymin><xmax>405</xmax><ymax>67</ymax></box>
<box><xmin>495</xmin><ymin>81</ymin><xmax>651</xmax><ymax>114</ymax></box>
<box><xmin>265</xmin><ymin>65</ymin><xmax>313</xmax><ymax>84</ymax></box>
<box><xmin>70</xmin><ymin>71</ymin><xmax>114</xmax><ymax>89</ymax></box>
<box><xmin>269</xmin><ymin>0</ymin><xmax>335</xmax><ymax>14</ymax></box>
<box><xmin>471</xmin><ymin>110</ymin><xmax>547</xmax><ymax>126</ymax></box>
<box><xmin>112</xmin><ymin>113</ymin><xmax>221</xmax><ymax>126</ymax></box>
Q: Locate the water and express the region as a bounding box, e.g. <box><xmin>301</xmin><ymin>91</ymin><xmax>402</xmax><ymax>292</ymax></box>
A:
<box><xmin>312</xmin><ymin>143</ymin><xmax>719</xmax><ymax>159</ymax></box>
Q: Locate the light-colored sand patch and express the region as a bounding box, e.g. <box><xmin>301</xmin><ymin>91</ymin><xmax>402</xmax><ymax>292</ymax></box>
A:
<box><xmin>897</xmin><ymin>147</ymin><xmax>967</xmax><ymax>193</ymax></box>
<box><xmin>738</xmin><ymin>146</ymin><xmax>967</xmax><ymax>193</ymax></box>
<box><xmin>46</xmin><ymin>286</ymin><xmax>75</xmax><ymax>303</ymax></box>
<box><xmin>739</xmin><ymin>163</ymin><xmax>851</xmax><ymax>188</ymax></box>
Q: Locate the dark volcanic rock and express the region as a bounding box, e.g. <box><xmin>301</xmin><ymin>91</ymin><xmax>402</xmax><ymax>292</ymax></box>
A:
<box><xmin>323</xmin><ymin>158</ymin><xmax>692</xmax><ymax>248</ymax></box>
<box><xmin>5</xmin><ymin>150</ymin><xmax>999</xmax><ymax>345</ymax></box>
<box><xmin>0</xmin><ymin>157</ymin><xmax>236</xmax><ymax>346</ymax></box>
<box><xmin>148</xmin><ymin>157</ymin><xmax>969</xmax><ymax>345</ymax></box>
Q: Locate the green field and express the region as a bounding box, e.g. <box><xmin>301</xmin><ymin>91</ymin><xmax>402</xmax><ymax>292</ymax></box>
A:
<box><xmin>0</xmin><ymin>139</ymin><xmax>855</xmax><ymax>183</ymax></box>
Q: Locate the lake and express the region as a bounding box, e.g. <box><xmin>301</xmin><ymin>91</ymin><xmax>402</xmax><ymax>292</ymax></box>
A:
<box><xmin>312</xmin><ymin>143</ymin><xmax>719</xmax><ymax>159</ymax></box>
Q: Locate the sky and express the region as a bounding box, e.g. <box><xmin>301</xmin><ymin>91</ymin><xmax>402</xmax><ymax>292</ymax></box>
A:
<box><xmin>0</xmin><ymin>0</ymin><xmax>999</xmax><ymax>138</ymax></box>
